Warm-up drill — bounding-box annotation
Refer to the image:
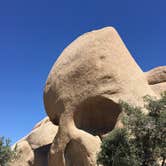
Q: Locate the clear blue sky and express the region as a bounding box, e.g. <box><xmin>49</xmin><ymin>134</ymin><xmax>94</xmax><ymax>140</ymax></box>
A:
<box><xmin>0</xmin><ymin>0</ymin><xmax>165</xmax><ymax>143</ymax></box>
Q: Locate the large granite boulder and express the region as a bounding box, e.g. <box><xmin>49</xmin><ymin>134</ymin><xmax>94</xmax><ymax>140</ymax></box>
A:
<box><xmin>44</xmin><ymin>27</ymin><xmax>156</xmax><ymax>166</ymax></box>
<box><xmin>11</xmin><ymin>27</ymin><xmax>165</xmax><ymax>166</ymax></box>
<box><xmin>145</xmin><ymin>66</ymin><xmax>166</xmax><ymax>85</ymax></box>
<box><xmin>26</xmin><ymin>117</ymin><xmax>58</xmax><ymax>149</ymax></box>
<box><xmin>10</xmin><ymin>117</ymin><xmax>58</xmax><ymax>166</ymax></box>
<box><xmin>145</xmin><ymin>66</ymin><xmax>166</xmax><ymax>95</ymax></box>
<box><xmin>10</xmin><ymin>140</ymin><xmax>34</xmax><ymax>166</ymax></box>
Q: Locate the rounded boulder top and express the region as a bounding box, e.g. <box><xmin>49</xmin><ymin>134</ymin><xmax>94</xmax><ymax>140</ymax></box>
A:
<box><xmin>44</xmin><ymin>27</ymin><xmax>156</xmax><ymax>125</ymax></box>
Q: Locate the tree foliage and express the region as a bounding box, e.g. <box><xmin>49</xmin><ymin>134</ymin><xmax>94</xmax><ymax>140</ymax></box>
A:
<box><xmin>0</xmin><ymin>137</ymin><xmax>17</xmax><ymax>166</ymax></box>
<box><xmin>97</xmin><ymin>92</ymin><xmax>166</xmax><ymax>166</ymax></box>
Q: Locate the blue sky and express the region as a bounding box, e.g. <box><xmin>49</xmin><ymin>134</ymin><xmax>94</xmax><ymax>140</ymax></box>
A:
<box><xmin>0</xmin><ymin>0</ymin><xmax>165</xmax><ymax>143</ymax></box>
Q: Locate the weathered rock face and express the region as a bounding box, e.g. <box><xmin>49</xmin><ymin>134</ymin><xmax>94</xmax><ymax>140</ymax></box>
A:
<box><xmin>145</xmin><ymin>66</ymin><xmax>166</xmax><ymax>85</ymax></box>
<box><xmin>44</xmin><ymin>27</ymin><xmax>156</xmax><ymax>166</ymax></box>
<box><xmin>10</xmin><ymin>117</ymin><xmax>58</xmax><ymax>166</ymax></box>
<box><xmin>11</xmin><ymin>140</ymin><xmax>34</xmax><ymax>166</ymax></box>
<box><xmin>150</xmin><ymin>82</ymin><xmax>166</xmax><ymax>95</ymax></box>
<box><xmin>11</xmin><ymin>27</ymin><xmax>165</xmax><ymax>166</ymax></box>
<box><xmin>145</xmin><ymin>66</ymin><xmax>166</xmax><ymax>95</ymax></box>
<box><xmin>26</xmin><ymin>118</ymin><xmax>58</xmax><ymax>150</ymax></box>
<box><xmin>44</xmin><ymin>27</ymin><xmax>156</xmax><ymax>126</ymax></box>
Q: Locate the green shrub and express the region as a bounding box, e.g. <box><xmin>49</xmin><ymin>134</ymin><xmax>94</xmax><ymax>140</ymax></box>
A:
<box><xmin>0</xmin><ymin>137</ymin><xmax>17</xmax><ymax>166</ymax></box>
<box><xmin>97</xmin><ymin>92</ymin><xmax>166</xmax><ymax>166</ymax></box>
<box><xmin>97</xmin><ymin>128</ymin><xmax>141</xmax><ymax>166</ymax></box>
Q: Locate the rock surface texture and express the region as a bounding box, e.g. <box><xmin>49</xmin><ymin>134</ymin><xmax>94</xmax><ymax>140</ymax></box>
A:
<box><xmin>145</xmin><ymin>66</ymin><xmax>166</xmax><ymax>95</ymax></box>
<box><xmin>145</xmin><ymin>66</ymin><xmax>166</xmax><ymax>85</ymax></box>
<box><xmin>11</xmin><ymin>27</ymin><xmax>165</xmax><ymax>166</ymax></box>
<box><xmin>10</xmin><ymin>117</ymin><xmax>58</xmax><ymax>166</ymax></box>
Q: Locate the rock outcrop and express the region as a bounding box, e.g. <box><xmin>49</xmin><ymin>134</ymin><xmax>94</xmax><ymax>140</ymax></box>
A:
<box><xmin>150</xmin><ymin>82</ymin><xmax>166</xmax><ymax>95</ymax></box>
<box><xmin>44</xmin><ymin>27</ymin><xmax>157</xmax><ymax>166</ymax></box>
<box><xmin>11</xmin><ymin>27</ymin><xmax>165</xmax><ymax>166</ymax></box>
<box><xmin>10</xmin><ymin>117</ymin><xmax>58</xmax><ymax>166</ymax></box>
<box><xmin>11</xmin><ymin>140</ymin><xmax>34</xmax><ymax>166</ymax></box>
<box><xmin>145</xmin><ymin>66</ymin><xmax>166</xmax><ymax>85</ymax></box>
<box><xmin>145</xmin><ymin>66</ymin><xmax>166</xmax><ymax>95</ymax></box>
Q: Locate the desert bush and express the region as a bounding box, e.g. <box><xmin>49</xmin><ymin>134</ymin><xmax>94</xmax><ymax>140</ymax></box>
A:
<box><xmin>97</xmin><ymin>92</ymin><xmax>166</xmax><ymax>166</ymax></box>
<box><xmin>0</xmin><ymin>137</ymin><xmax>17</xmax><ymax>166</ymax></box>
